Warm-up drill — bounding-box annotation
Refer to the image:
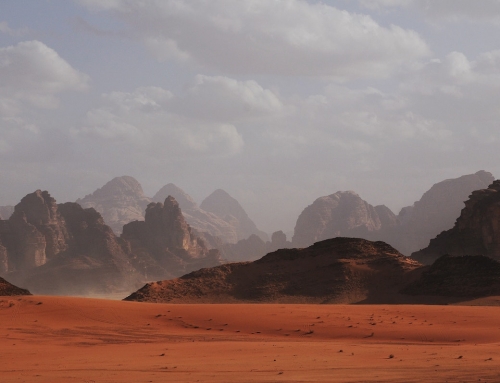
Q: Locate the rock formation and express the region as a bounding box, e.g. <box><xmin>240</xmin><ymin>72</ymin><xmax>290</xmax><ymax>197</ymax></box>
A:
<box><xmin>122</xmin><ymin>196</ymin><xmax>223</xmax><ymax>280</ymax></box>
<box><xmin>411</xmin><ymin>180</ymin><xmax>500</xmax><ymax>265</ymax></box>
<box><xmin>0</xmin><ymin>191</ymin><xmax>222</xmax><ymax>295</ymax></box>
<box><xmin>403</xmin><ymin>255</ymin><xmax>500</xmax><ymax>297</ymax></box>
<box><xmin>152</xmin><ymin>184</ymin><xmax>238</xmax><ymax>243</ymax></box>
<box><xmin>396</xmin><ymin>170</ymin><xmax>494</xmax><ymax>254</ymax></box>
<box><xmin>76</xmin><ymin>176</ymin><xmax>152</xmax><ymax>235</ymax></box>
<box><xmin>200</xmin><ymin>189</ymin><xmax>268</xmax><ymax>242</ymax></box>
<box><xmin>291</xmin><ymin>191</ymin><xmax>398</xmax><ymax>248</ymax></box>
<box><xmin>0</xmin><ymin>276</ymin><xmax>31</xmax><ymax>296</ymax></box>
<box><xmin>124</xmin><ymin>237</ymin><xmax>422</xmax><ymax>304</ymax></box>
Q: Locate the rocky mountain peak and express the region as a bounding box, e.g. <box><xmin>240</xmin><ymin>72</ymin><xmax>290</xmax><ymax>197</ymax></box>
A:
<box><xmin>152</xmin><ymin>183</ymin><xmax>197</xmax><ymax>211</ymax></box>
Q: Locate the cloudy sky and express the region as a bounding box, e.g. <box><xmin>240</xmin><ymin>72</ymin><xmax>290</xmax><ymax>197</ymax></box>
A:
<box><xmin>1</xmin><ymin>0</ymin><xmax>500</xmax><ymax>234</ymax></box>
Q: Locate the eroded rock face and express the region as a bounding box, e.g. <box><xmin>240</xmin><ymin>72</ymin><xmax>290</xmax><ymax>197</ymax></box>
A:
<box><xmin>292</xmin><ymin>191</ymin><xmax>397</xmax><ymax>248</ymax></box>
<box><xmin>0</xmin><ymin>276</ymin><xmax>31</xmax><ymax>296</ymax></box>
<box><xmin>201</xmin><ymin>189</ymin><xmax>268</xmax><ymax>242</ymax></box>
<box><xmin>220</xmin><ymin>231</ymin><xmax>292</xmax><ymax>262</ymax></box>
<box><xmin>122</xmin><ymin>196</ymin><xmax>223</xmax><ymax>279</ymax></box>
<box><xmin>76</xmin><ymin>176</ymin><xmax>152</xmax><ymax>235</ymax></box>
<box><xmin>397</xmin><ymin>171</ymin><xmax>494</xmax><ymax>254</ymax></box>
<box><xmin>152</xmin><ymin>184</ymin><xmax>238</xmax><ymax>243</ymax></box>
<box><xmin>411</xmin><ymin>180</ymin><xmax>500</xmax><ymax>265</ymax></box>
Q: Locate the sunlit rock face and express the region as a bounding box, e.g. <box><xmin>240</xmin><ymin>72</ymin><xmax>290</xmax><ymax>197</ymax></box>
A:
<box><xmin>412</xmin><ymin>179</ymin><xmax>500</xmax><ymax>265</ymax></box>
<box><xmin>76</xmin><ymin>176</ymin><xmax>152</xmax><ymax>235</ymax></box>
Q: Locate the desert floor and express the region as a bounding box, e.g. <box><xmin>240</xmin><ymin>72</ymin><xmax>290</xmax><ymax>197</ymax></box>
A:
<box><xmin>1</xmin><ymin>296</ymin><xmax>500</xmax><ymax>383</ymax></box>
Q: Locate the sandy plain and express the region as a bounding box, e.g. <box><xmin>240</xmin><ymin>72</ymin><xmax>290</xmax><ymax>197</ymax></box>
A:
<box><xmin>1</xmin><ymin>296</ymin><xmax>500</xmax><ymax>383</ymax></box>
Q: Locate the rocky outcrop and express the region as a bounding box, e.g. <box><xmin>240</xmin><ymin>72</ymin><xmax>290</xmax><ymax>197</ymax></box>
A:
<box><xmin>0</xmin><ymin>276</ymin><xmax>31</xmax><ymax>296</ymax></box>
<box><xmin>411</xmin><ymin>180</ymin><xmax>500</xmax><ymax>265</ymax></box>
<box><xmin>292</xmin><ymin>191</ymin><xmax>398</xmax><ymax>248</ymax></box>
<box><xmin>403</xmin><ymin>255</ymin><xmax>500</xmax><ymax>297</ymax></box>
<box><xmin>122</xmin><ymin>196</ymin><xmax>223</xmax><ymax>280</ymax></box>
<box><xmin>152</xmin><ymin>184</ymin><xmax>238</xmax><ymax>243</ymax></box>
<box><xmin>396</xmin><ymin>171</ymin><xmax>494</xmax><ymax>255</ymax></box>
<box><xmin>76</xmin><ymin>176</ymin><xmax>152</xmax><ymax>235</ymax></box>
<box><xmin>200</xmin><ymin>189</ymin><xmax>268</xmax><ymax>242</ymax></box>
<box><xmin>124</xmin><ymin>237</ymin><xmax>422</xmax><ymax>303</ymax></box>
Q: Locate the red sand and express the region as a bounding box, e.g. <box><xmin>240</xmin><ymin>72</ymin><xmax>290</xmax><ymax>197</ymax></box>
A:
<box><xmin>1</xmin><ymin>295</ymin><xmax>500</xmax><ymax>382</ymax></box>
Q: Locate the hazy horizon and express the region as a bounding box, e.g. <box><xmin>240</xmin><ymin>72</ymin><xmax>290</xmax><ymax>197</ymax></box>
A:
<box><xmin>1</xmin><ymin>1</ymin><xmax>499</xmax><ymax>233</ymax></box>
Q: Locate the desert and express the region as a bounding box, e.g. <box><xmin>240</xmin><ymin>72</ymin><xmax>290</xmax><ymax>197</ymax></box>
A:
<box><xmin>1</xmin><ymin>295</ymin><xmax>500</xmax><ymax>383</ymax></box>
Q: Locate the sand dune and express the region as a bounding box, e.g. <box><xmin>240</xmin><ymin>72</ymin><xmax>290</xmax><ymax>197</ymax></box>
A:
<box><xmin>1</xmin><ymin>295</ymin><xmax>500</xmax><ymax>382</ymax></box>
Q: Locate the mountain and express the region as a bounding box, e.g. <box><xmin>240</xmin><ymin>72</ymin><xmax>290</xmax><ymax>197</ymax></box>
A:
<box><xmin>122</xmin><ymin>196</ymin><xmax>223</xmax><ymax>280</ymax></box>
<box><xmin>291</xmin><ymin>191</ymin><xmax>398</xmax><ymax>248</ymax></box>
<box><xmin>76</xmin><ymin>176</ymin><xmax>152</xmax><ymax>235</ymax></box>
<box><xmin>124</xmin><ymin>237</ymin><xmax>422</xmax><ymax>303</ymax></box>
<box><xmin>200</xmin><ymin>189</ymin><xmax>268</xmax><ymax>242</ymax></box>
<box><xmin>0</xmin><ymin>276</ymin><xmax>31</xmax><ymax>296</ymax></box>
<box><xmin>411</xmin><ymin>179</ymin><xmax>500</xmax><ymax>265</ymax></box>
<box><xmin>396</xmin><ymin>170</ymin><xmax>494</xmax><ymax>254</ymax></box>
<box><xmin>0</xmin><ymin>191</ymin><xmax>222</xmax><ymax>295</ymax></box>
<box><xmin>152</xmin><ymin>184</ymin><xmax>238</xmax><ymax>243</ymax></box>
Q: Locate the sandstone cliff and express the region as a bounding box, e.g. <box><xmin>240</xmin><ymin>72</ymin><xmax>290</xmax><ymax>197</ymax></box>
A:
<box><xmin>152</xmin><ymin>184</ymin><xmax>238</xmax><ymax>243</ymax></box>
<box><xmin>124</xmin><ymin>237</ymin><xmax>421</xmax><ymax>304</ymax></box>
<box><xmin>76</xmin><ymin>176</ymin><xmax>152</xmax><ymax>235</ymax></box>
<box><xmin>200</xmin><ymin>189</ymin><xmax>268</xmax><ymax>242</ymax></box>
<box><xmin>122</xmin><ymin>196</ymin><xmax>223</xmax><ymax>280</ymax></box>
<box><xmin>291</xmin><ymin>191</ymin><xmax>398</xmax><ymax>248</ymax></box>
<box><xmin>411</xmin><ymin>180</ymin><xmax>500</xmax><ymax>265</ymax></box>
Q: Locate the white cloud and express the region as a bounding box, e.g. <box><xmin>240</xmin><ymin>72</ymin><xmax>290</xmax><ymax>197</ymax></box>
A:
<box><xmin>360</xmin><ymin>0</ymin><xmax>500</xmax><ymax>24</ymax></box>
<box><xmin>0</xmin><ymin>40</ymin><xmax>89</xmax><ymax>113</ymax></box>
<box><xmin>79</xmin><ymin>0</ymin><xmax>430</xmax><ymax>79</ymax></box>
<box><xmin>77</xmin><ymin>85</ymin><xmax>245</xmax><ymax>158</ymax></box>
<box><xmin>0</xmin><ymin>21</ymin><xmax>29</xmax><ymax>37</ymax></box>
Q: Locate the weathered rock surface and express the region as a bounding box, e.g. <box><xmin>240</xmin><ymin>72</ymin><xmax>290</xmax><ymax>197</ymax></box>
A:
<box><xmin>291</xmin><ymin>191</ymin><xmax>398</xmax><ymax>249</ymax></box>
<box><xmin>201</xmin><ymin>189</ymin><xmax>268</xmax><ymax>242</ymax></box>
<box><xmin>122</xmin><ymin>196</ymin><xmax>223</xmax><ymax>280</ymax></box>
<box><xmin>397</xmin><ymin>170</ymin><xmax>494</xmax><ymax>255</ymax></box>
<box><xmin>76</xmin><ymin>176</ymin><xmax>152</xmax><ymax>235</ymax></box>
<box><xmin>0</xmin><ymin>276</ymin><xmax>31</xmax><ymax>296</ymax></box>
<box><xmin>0</xmin><ymin>191</ymin><xmax>221</xmax><ymax>295</ymax></box>
<box><xmin>152</xmin><ymin>184</ymin><xmax>238</xmax><ymax>243</ymax></box>
<box><xmin>124</xmin><ymin>237</ymin><xmax>422</xmax><ymax>303</ymax></box>
<box><xmin>411</xmin><ymin>180</ymin><xmax>500</xmax><ymax>265</ymax></box>
<box><xmin>403</xmin><ymin>255</ymin><xmax>500</xmax><ymax>297</ymax></box>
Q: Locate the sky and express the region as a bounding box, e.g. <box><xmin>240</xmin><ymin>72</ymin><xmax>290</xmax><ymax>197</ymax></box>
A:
<box><xmin>1</xmin><ymin>0</ymin><xmax>500</xmax><ymax>234</ymax></box>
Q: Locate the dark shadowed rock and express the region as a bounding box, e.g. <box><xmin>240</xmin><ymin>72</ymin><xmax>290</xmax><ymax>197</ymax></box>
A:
<box><xmin>403</xmin><ymin>255</ymin><xmax>500</xmax><ymax>297</ymax></box>
<box><xmin>411</xmin><ymin>179</ymin><xmax>500</xmax><ymax>265</ymax></box>
<box><xmin>201</xmin><ymin>189</ymin><xmax>268</xmax><ymax>242</ymax></box>
<box><xmin>124</xmin><ymin>237</ymin><xmax>422</xmax><ymax>303</ymax></box>
<box><xmin>152</xmin><ymin>184</ymin><xmax>238</xmax><ymax>243</ymax></box>
<box><xmin>76</xmin><ymin>176</ymin><xmax>152</xmax><ymax>235</ymax></box>
<box><xmin>0</xmin><ymin>276</ymin><xmax>31</xmax><ymax>296</ymax></box>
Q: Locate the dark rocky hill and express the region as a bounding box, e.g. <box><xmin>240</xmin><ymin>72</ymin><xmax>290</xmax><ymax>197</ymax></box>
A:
<box><xmin>124</xmin><ymin>237</ymin><xmax>422</xmax><ymax>303</ymax></box>
<box><xmin>0</xmin><ymin>276</ymin><xmax>31</xmax><ymax>296</ymax></box>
